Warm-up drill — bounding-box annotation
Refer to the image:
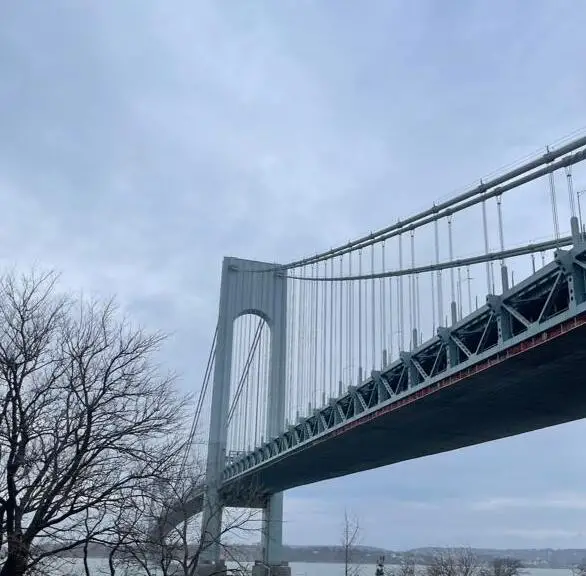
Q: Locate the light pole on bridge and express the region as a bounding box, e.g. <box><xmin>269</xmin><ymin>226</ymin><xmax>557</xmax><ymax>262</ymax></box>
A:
<box><xmin>576</xmin><ymin>189</ymin><xmax>586</xmax><ymax>237</ymax></box>
<box><xmin>456</xmin><ymin>267</ymin><xmax>474</xmax><ymax>319</ymax></box>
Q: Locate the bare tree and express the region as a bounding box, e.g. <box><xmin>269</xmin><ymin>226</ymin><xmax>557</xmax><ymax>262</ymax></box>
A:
<box><xmin>573</xmin><ymin>561</ymin><xmax>586</xmax><ymax>576</ymax></box>
<box><xmin>114</xmin><ymin>463</ymin><xmax>260</xmax><ymax>576</ymax></box>
<box><xmin>482</xmin><ymin>558</ymin><xmax>524</xmax><ymax>576</ymax></box>
<box><xmin>393</xmin><ymin>555</ymin><xmax>418</xmax><ymax>576</ymax></box>
<box><xmin>0</xmin><ymin>270</ymin><xmax>190</xmax><ymax>576</ymax></box>
<box><xmin>427</xmin><ymin>549</ymin><xmax>481</xmax><ymax>576</ymax></box>
<box><xmin>341</xmin><ymin>509</ymin><xmax>361</xmax><ymax>576</ymax></box>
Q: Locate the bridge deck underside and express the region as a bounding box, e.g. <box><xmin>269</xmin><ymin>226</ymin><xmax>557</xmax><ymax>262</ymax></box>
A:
<box><xmin>223</xmin><ymin>322</ymin><xmax>586</xmax><ymax>503</ymax></box>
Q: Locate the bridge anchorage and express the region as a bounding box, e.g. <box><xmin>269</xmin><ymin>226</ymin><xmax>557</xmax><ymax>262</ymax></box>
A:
<box><xmin>178</xmin><ymin>133</ymin><xmax>586</xmax><ymax>575</ymax></box>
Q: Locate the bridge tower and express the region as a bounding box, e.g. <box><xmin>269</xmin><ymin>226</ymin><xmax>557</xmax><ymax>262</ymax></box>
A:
<box><xmin>201</xmin><ymin>257</ymin><xmax>290</xmax><ymax>576</ymax></box>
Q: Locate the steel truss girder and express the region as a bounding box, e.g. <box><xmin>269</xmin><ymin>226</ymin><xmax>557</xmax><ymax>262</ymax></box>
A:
<box><xmin>221</xmin><ymin>245</ymin><xmax>586</xmax><ymax>484</ymax></box>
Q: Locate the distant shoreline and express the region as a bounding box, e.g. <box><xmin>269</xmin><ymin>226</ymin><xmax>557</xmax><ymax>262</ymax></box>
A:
<box><xmin>47</xmin><ymin>544</ymin><xmax>586</xmax><ymax>568</ymax></box>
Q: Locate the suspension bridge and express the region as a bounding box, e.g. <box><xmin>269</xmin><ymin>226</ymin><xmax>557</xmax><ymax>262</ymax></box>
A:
<box><xmin>178</xmin><ymin>132</ymin><xmax>586</xmax><ymax>576</ymax></box>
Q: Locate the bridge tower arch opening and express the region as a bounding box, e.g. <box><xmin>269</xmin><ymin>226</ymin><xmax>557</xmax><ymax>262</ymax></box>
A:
<box><xmin>227</xmin><ymin>311</ymin><xmax>272</xmax><ymax>459</ymax></box>
<box><xmin>201</xmin><ymin>257</ymin><xmax>288</xmax><ymax>572</ymax></box>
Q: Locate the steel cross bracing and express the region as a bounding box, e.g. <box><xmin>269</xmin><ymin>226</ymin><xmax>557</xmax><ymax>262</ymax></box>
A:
<box><xmin>222</xmin><ymin>242</ymin><xmax>586</xmax><ymax>484</ymax></box>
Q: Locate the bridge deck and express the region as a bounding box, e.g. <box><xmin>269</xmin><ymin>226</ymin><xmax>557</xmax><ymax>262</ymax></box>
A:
<box><xmin>222</xmin><ymin>314</ymin><xmax>586</xmax><ymax>501</ymax></box>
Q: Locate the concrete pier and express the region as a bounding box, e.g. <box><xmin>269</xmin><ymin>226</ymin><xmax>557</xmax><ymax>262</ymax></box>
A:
<box><xmin>194</xmin><ymin>560</ymin><xmax>227</xmax><ymax>576</ymax></box>
<box><xmin>251</xmin><ymin>560</ymin><xmax>291</xmax><ymax>576</ymax></box>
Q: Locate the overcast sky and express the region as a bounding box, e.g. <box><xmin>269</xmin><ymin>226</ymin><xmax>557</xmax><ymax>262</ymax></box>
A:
<box><xmin>2</xmin><ymin>0</ymin><xmax>586</xmax><ymax>550</ymax></box>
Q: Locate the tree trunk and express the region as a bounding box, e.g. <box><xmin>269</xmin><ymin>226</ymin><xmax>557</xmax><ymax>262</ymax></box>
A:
<box><xmin>83</xmin><ymin>537</ymin><xmax>91</xmax><ymax>576</ymax></box>
<box><xmin>0</xmin><ymin>538</ymin><xmax>30</xmax><ymax>576</ymax></box>
<box><xmin>108</xmin><ymin>545</ymin><xmax>118</xmax><ymax>576</ymax></box>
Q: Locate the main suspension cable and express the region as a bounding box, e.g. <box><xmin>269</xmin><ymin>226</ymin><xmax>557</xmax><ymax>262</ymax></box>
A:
<box><xmin>178</xmin><ymin>324</ymin><xmax>218</xmax><ymax>479</ymax></box>
<box><xmin>286</xmin><ymin>236</ymin><xmax>573</xmax><ymax>282</ymax></box>
<box><xmin>279</xmin><ymin>136</ymin><xmax>586</xmax><ymax>270</ymax></box>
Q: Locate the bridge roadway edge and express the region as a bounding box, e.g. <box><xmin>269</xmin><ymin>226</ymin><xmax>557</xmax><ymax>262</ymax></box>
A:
<box><xmin>221</xmin><ymin>311</ymin><xmax>586</xmax><ymax>505</ymax></box>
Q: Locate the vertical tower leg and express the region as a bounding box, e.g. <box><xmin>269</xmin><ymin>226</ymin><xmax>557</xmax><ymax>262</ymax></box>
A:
<box><xmin>200</xmin><ymin>258</ymin><xmax>290</xmax><ymax>576</ymax></box>
<box><xmin>257</xmin><ymin>269</ymin><xmax>290</xmax><ymax>575</ymax></box>
<box><xmin>261</xmin><ymin>493</ymin><xmax>284</xmax><ymax>563</ymax></box>
<box><xmin>200</xmin><ymin>260</ymin><xmax>234</xmax><ymax>566</ymax></box>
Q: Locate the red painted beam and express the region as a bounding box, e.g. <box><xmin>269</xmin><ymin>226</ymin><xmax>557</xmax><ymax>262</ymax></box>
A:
<box><xmin>311</xmin><ymin>312</ymin><xmax>586</xmax><ymax>445</ymax></box>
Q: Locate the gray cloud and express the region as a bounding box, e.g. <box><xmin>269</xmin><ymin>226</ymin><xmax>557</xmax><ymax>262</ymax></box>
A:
<box><xmin>1</xmin><ymin>0</ymin><xmax>586</xmax><ymax>550</ymax></box>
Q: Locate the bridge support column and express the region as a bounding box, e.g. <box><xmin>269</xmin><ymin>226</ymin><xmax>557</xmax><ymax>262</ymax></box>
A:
<box><xmin>252</xmin><ymin>561</ymin><xmax>291</xmax><ymax>576</ymax></box>
<box><xmin>201</xmin><ymin>257</ymin><xmax>288</xmax><ymax>566</ymax></box>
<box><xmin>261</xmin><ymin>493</ymin><xmax>286</xmax><ymax>564</ymax></box>
<box><xmin>193</xmin><ymin>560</ymin><xmax>227</xmax><ymax>576</ymax></box>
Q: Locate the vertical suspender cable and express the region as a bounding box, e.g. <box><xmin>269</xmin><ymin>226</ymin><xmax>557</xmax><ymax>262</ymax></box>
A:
<box><xmin>312</xmin><ymin>263</ymin><xmax>318</xmax><ymax>412</ymax></box>
<box><xmin>381</xmin><ymin>241</ymin><xmax>387</xmax><ymax>366</ymax></box>
<box><xmin>255</xmin><ymin>316</ymin><xmax>262</xmax><ymax>446</ymax></box>
<box><xmin>549</xmin><ymin>170</ymin><xmax>560</xmax><ymax>244</ymax></box>
<box><xmin>284</xmin><ymin>279</ymin><xmax>290</xmax><ymax>426</ymax></box>
<box><xmin>244</xmin><ymin>313</ymin><xmax>251</xmax><ymax>450</ymax></box>
<box><xmin>338</xmin><ymin>256</ymin><xmax>343</xmax><ymax>395</ymax></box>
<box><xmin>296</xmin><ymin>267</ymin><xmax>305</xmax><ymax>420</ymax></box>
<box><xmin>230</xmin><ymin>275</ymin><xmax>239</xmax><ymax>451</ymax></box>
<box><xmin>241</xmin><ymin>288</ymin><xmax>249</xmax><ymax>450</ymax></box>
<box><xmin>266</xmin><ymin>266</ymin><xmax>272</xmax><ymax>440</ymax></box>
<box><xmin>370</xmin><ymin>244</ymin><xmax>376</xmax><ymax>369</ymax></box>
<box><xmin>448</xmin><ymin>215</ymin><xmax>456</xmax><ymax>324</ymax></box>
<box><xmin>304</xmin><ymin>265</ymin><xmax>309</xmax><ymax>414</ymax></box>
<box><xmin>398</xmin><ymin>233</ymin><xmax>404</xmax><ymax>351</ymax></box>
<box><xmin>316</xmin><ymin>262</ymin><xmax>321</xmax><ymax>408</ymax></box>
<box><xmin>259</xmin><ymin>267</ymin><xmax>266</xmax><ymax>445</ymax></box>
<box><xmin>566</xmin><ymin>166</ymin><xmax>577</xmax><ymax>216</ymax></box>
<box><xmin>233</xmin><ymin>307</ymin><xmax>240</xmax><ymax>451</ymax></box>
<box><xmin>245</xmin><ymin>310</ymin><xmax>252</xmax><ymax>451</ymax></box>
<box><xmin>496</xmin><ymin>196</ymin><xmax>508</xmax><ymax>292</ymax></box>
<box><xmin>230</xmin><ymin>269</ymin><xmax>240</xmax><ymax>453</ymax></box>
<box><xmin>457</xmin><ymin>267</ymin><xmax>462</xmax><ymax>320</ymax></box>
<box><xmin>321</xmin><ymin>262</ymin><xmax>327</xmax><ymax>405</ymax></box>
<box><xmin>388</xmin><ymin>261</ymin><xmax>393</xmax><ymax>363</ymax></box>
<box><xmin>260</xmin><ymin>316</ymin><xmax>266</xmax><ymax>443</ymax></box>
<box><xmin>304</xmin><ymin>265</ymin><xmax>310</xmax><ymax>414</ymax></box>
<box><xmin>434</xmin><ymin>217</ymin><xmax>443</xmax><ymax>327</ymax></box>
<box><xmin>358</xmin><ymin>249</ymin><xmax>363</xmax><ymax>383</ymax></box>
<box><xmin>305</xmin><ymin>264</ymin><xmax>311</xmax><ymax>415</ymax></box>
<box><xmin>329</xmin><ymin>257</ymin><xmax>334</xmax><ymax>398</ymax></box>
<box><xmin>348</xmin><ymin>252</ymin><xmax>353</xmax><ymax>387</ymax></box>
<box><xmin>286</xmin><ymin>277</ymin><xmax>296</xmax><ymax>426</ymax></box>
<box><xmin>237</xmin><ymin>278</ymin><xmax>245</xmax><ymax>450</ymax></box>
<box><xmin>240</xmin><ymin>302</ymin><xmax>253</xmax><ymax>451</ymax></box>
<box><xmin>415</xmin><ymin>254</ymin><xmax>422</xmax><ymax>345</ymax></box>
<box><xmin>431</xmin><ymin>271</ymin><xmax>436</xmax><ymax>337</ymax></box>
<box><xmin>467</xmin><ymin>266</ymin><xmax>472</xmax><ymax>316</ymax></box>
<box><xmin>409</xmin><ymin>230</ymin><xmax>417</xmax><ymax>349</ymax></box>
<box><xmin>264</xmin><ymin>292</ymin><xmax>269</xmax><ymax>441</ymax></box>
<box><xmin>565</xmin><ymin>166</ymin><xmax>580</xmax><ymax>241</ymax></box>
<box><xmin>482</xmin><ymin>199</ymin><xmax>492</xmax><ymax>294</ymax></box>
<box><xmin>408</xmin><ymin>231</ymin><xmax>414</xmax><ymax>349</ymax></box>
<box><xmin>267</xmin><ymin>265</ymin><xmax>274</xmax><ymax>441</ymax></box>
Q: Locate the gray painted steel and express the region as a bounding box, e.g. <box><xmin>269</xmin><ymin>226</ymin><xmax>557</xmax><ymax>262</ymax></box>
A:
<box><xmin>221</xmin><ymin>242</ymin><xmax>586</xmax><ymax>500</ymax></box>
<box><xmin>201</xmin><ymin>257</ymin><xmax>287</xmax><ymax>565</ymax></box>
